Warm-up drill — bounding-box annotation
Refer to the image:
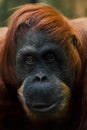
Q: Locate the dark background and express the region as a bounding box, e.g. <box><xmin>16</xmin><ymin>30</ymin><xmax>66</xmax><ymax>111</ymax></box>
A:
<box><xmin>0</xmin><ymin>0</ymin><xmax>87</xmax><ymax>26</ymax></box>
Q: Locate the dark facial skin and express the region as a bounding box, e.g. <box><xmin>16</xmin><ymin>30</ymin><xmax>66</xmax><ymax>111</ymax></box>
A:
<box><xmin>15</xmin><ymin>27</ymin><xmax>75</xmax><ymax>118</ymax></box>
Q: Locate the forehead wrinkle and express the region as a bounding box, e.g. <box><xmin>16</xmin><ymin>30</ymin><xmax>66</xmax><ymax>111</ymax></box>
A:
<box><xmin>21</xmin><ymin>30</ymin><xmax>60</xmax><ymax>54</ymax></box>
<box><xmin>20</xmin><ymin>45</ymin><xmax>36</xmax><ymax>53</ymax></box>
<box><xmin>23</xmin><ymin>40</ymin><xmax>60</xmax><ymax>54</ymax></box>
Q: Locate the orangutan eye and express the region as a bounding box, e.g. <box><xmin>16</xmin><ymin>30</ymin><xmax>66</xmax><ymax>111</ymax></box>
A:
<box><xmin>45</xmin><ymin>53</ymin><xmax>55</xmax><ymax>63</ymax></box>
<box><xmin>25</xmin><ymin>55</ymin><xmax>34</xmax><ymax>65</ymax></box>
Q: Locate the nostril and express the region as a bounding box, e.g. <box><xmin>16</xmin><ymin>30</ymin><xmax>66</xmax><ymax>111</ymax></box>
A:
<box><xmin>33</xmin><ymin>75</ymin><xmax>48</xmax><ymax>82</ymax></box>
<box><xmin>34</xmin><ymin>76</ymin><xmax>40</xmax><ymax>82</ymax></box>
<box><xmin>41</xmin><ymin>76</ymin><xmax>48</xmax><ymax>82</ymax></box>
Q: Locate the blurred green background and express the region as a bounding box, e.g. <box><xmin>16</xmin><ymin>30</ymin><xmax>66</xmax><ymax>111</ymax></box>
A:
<box><xmin>0</xmin><ymin>0</ymin><xmax>87</xmax><ymax>26</ymax></box>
